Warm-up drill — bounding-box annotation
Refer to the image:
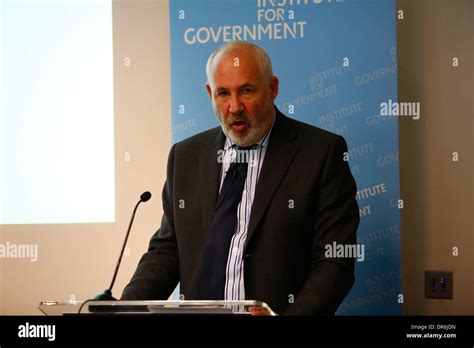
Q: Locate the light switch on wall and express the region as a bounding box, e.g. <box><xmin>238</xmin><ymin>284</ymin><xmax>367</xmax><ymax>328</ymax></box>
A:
<box><xmin>425</xmin><ymin>271</ymin><xmax>453</xmax><ymax>299</ymax></box>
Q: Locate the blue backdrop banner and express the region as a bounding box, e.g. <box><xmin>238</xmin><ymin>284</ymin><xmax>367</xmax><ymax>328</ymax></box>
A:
<box><xmin>169</xmin><ymin>0</ymin><xmax>401</xmax><ymax>315</ymax></box>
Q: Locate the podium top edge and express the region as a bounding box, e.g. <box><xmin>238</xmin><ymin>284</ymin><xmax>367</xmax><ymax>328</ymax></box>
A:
<box><xmin>40</xmin><ymin>300</ymin><xmax>266</xmax><ymax>306</ymax></box>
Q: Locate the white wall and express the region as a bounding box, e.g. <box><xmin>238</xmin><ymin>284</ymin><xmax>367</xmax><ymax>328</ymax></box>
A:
<box><xmin>0</xmin><ymin>0</ymin><xmax>171</xmax><ymax>314</ymax></box>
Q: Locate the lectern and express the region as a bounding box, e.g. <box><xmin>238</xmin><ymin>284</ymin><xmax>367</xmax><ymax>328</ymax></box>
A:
<box><xmin>39</xmin><ymin>300</ymin><xmax>276</xmax><ymax>316</ymax></box>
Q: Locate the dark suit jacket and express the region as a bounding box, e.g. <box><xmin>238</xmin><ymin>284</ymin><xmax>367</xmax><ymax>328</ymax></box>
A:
<box><xmin>121</xmin><ymin>108</ymin><xmax>359</xmax><ymax>315</ymax></box>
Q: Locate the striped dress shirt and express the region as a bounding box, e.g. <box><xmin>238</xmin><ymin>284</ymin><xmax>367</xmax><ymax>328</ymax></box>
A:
<box><xmin>218</xmin><ymin>120</ymin><xmax>274</xmax><ymax>302</ymax></box>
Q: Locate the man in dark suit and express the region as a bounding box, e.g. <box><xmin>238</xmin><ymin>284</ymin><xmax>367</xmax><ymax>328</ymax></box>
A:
<box><xmin>121</xmin><ymin>41</ymin><xmax>359</xmax><ymax>315</ymax></box>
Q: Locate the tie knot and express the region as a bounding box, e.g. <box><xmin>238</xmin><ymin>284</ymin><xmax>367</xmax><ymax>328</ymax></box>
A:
<box><xmin>231</xmin><ymin>144</ymin><xmax>256</xmax><ymax>165</ymax></box>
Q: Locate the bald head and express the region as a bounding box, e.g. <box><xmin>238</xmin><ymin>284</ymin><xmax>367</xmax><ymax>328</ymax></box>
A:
<box><xmin>206</xmin><ymin>41</ymin><xmax>273</xmax><ymax>90</ymax></box>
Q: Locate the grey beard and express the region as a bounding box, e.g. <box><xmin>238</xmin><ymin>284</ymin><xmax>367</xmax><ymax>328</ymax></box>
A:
<box><xmin>220</xmin><ymin>122</ymin><xmax>264</xmax><ymax>147</ymax></box>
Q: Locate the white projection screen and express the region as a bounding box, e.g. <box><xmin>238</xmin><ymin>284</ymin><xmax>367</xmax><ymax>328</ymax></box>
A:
<box><xmin>1</xmin><ymin>0</ymin><xmax>115</xmax><ymax>224</ymax></box>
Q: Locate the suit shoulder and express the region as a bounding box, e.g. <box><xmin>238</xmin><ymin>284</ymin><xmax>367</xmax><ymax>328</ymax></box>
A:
<box><xmin>174</xmin><ymin>126</ymin><xmax>222</xmax><ymax>150</ymax></box>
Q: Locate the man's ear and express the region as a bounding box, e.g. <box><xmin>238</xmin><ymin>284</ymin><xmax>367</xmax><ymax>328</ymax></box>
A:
<box><xmin>206</xmin><ymin>83</ymin><xmax>213</xmax><ymax>98</ymax></box>
<box><xmin>269</xmin><ymin>76</ymin><xmax>279</xmax><ymax>100</ymax></box>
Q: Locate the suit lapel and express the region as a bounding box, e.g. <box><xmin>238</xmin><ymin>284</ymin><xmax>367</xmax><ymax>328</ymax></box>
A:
<box><xmin>199</xmin><ymin>128</ymin><xmax>225</xmax><ymax>236</ymax></box>
<box><xmin>245</xmin><ymin>111</ymin><xmax>298</xmax><ymax>246</ymax></box>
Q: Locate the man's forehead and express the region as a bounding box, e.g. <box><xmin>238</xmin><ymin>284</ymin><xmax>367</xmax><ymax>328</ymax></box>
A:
<box><xmin>213</xmin><ymin>67</ymin><xmax>260</xmax><ymax>89</ymax></box>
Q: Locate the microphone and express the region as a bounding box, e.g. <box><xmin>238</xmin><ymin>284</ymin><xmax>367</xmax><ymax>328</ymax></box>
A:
<box><xmin>92</xmin><ymin>191</ymin><xmax>152</xmax><ymax>301</ymax></box>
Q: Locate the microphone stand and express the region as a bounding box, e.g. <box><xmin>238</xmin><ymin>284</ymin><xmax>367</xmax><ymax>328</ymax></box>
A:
<box><xmin>92</xmin><ymin>191</ymin><xmax>151</xmax><ymax>301</ymax></box>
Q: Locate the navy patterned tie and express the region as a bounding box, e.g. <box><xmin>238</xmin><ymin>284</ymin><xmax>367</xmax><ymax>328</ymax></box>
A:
<box><xmin>194</xmin><ymin>145</ymin><xmax>252</xmax><ymax>300</ymax></box>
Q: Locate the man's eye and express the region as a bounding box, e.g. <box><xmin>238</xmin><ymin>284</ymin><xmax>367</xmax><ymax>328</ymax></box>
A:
<box><xmin>241</xmin><ymin>88</ymin><xmax>253</xmax><ymax>94</ymax></box>
<box><xmin>217</xmin><ymin>91</ymin><xmax>229</xmax><ymax>97</ymax></box>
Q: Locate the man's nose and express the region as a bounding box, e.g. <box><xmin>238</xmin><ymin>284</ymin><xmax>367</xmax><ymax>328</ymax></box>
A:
<box><xmin>229</xmin><ymin>94</ymin><xmax>243</xmax><ymax>114</ymax></box>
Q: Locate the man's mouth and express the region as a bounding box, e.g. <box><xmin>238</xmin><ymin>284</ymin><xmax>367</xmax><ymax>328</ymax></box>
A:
<box><xmin>231</xmin><ymin>120</ymin><xmax>248</xmax><ymax>132</ymax></box>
